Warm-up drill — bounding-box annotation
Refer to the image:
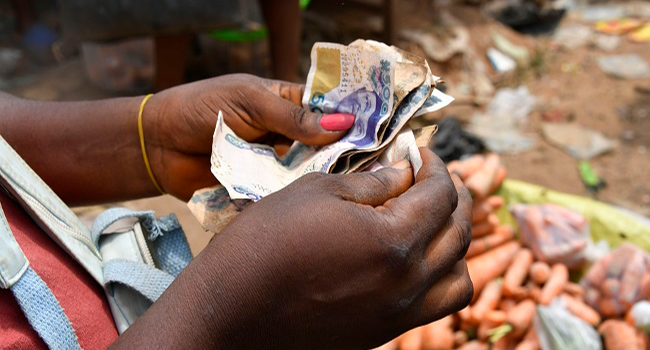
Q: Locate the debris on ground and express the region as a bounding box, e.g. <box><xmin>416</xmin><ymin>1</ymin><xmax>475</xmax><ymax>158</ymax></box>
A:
<box><xmin>541</xmin><ymin>122</ymin><xmax>617</xmax><ymax>160</ymax></box>
<box><xmin>468</xmin><ymin>87</ymin><xmax>536</xmax><ymax>154</ymax></box>
<box><xmin>596</xmin><ymin>54</ymin><xmax>650</xmax><ymax>79</ymax></box>
<box><xmin>430</xmin><ymin>118</ymin><xmax>485</xmax><ymax>162</ymax></box>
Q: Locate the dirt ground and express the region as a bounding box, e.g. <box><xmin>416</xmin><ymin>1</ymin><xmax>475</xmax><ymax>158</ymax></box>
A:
<box><xmin>3</xmin><ymin>1</ymin><xmax>649</xmax><ymax>255</ymax></box>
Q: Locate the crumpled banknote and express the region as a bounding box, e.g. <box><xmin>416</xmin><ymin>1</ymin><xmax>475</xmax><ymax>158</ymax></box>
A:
<box><xmin>191</xmin><ymin>40</ymin><xmax>453</xmax><ymax>233</ymax></box>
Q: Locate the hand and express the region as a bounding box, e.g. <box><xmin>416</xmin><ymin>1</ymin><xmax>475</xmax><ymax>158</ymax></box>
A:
<box><xmin>144</xmin><ymin>74</ymin><xmax>355</xmax><ymax>200</ymax></box>
<box><xmin>159</xmin><ymin>148</ymin><xmax>473</xmax><ymax>350</ymax></box>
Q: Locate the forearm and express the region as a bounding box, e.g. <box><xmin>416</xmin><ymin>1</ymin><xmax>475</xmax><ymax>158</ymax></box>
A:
<box><xmin>110</xmin><ymin>230</ymin><xmax>285</xmax><ymax>350</ymax></box>
<box><xmin>0</xmin><ymin>92</ymin><xmax>160</xmax><ymax>205</ymax></box>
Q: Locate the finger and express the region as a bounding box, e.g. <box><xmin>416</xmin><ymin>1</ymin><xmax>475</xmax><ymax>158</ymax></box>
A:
<box><xmin>251</xmin><ymin>92</ymin><xmax>355</xmax><ymax>146</ymax></box>
<box><xmin>333</xmin><ymin>160</ymin><xmax>414</xmax><ymax>207</ymax></box>
<box><xmin>262</xmin><ymin>78</ymin><xmax>305</xmax><ymax>106</ymax></box>
<box><xmin>401</xmin><ymin>260</ymin><xmax>473</xmax><ymax>329</ymax></box>
<box><xmin>423</xmin><ymin>175</ymin><xmax>473</xmax><ymax>275</ymax></box>
<box><xmin>383</xmin><ymin>148</ymin><xmax>459</xmax><ymax>240</ymax></box>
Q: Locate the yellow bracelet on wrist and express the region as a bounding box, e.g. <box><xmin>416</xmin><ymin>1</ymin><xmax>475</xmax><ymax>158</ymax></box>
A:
<box><xmin>138</xmin><ymin>94</ymin><xmax>166</xmax><ymax>195</ymax></box>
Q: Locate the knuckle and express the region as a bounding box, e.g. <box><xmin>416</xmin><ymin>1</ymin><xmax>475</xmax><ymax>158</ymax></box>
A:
<box><xmin>366</xmin><ymin>171</ymin><xmax>394</xmax><ymax>192</ymax></box>
<box><xmin>379</xmin><ymin>238</ymin><xmax>415</xmax><ymax>273</ymax></box>
<box><xmin>452</xmin><ymin>217</ymin><xmax>472</xmax><ymax>259</ymax></box>
<box><xmin>456</xmin><ymin>272</ymin><xmax>474</xmax><ymax>309</ymax></box>
<box><xmin>444</xmin><ymin>180</ymin><xmax>459</xmax><ymax>213</ymax></box>
<box><xmin>289</xmin><ymin>105</ymin><xmax>308</xmax><ymax>130</ymax></box>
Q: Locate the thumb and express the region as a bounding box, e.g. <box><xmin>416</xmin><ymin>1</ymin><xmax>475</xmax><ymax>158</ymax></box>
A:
<box><xmin>255</xmin><ymin>96</ymin><xmax>355</xmax><ymax>146</ymax></box>
<box><xmin>335</xmin><ymin>160</ymin><xmax>414</xmax><ymax>206</ymax></box>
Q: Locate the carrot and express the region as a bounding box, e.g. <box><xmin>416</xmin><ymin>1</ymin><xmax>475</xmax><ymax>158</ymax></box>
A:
<box><xmin>472</xmin><ymin>279</ymin><xmax>503</xmax><ymax>321</ymax></box>
<box><xmin>583</xmin><ymin>255</ymin><xmax>613</xmax><ymax>286</ymax></box>
<box><xmin>492</xmin><ymin>335</ymin><xmax>514</xmax><ymax>350</ymax></box>
<box><xmin>529</xmin><ymin>262</ymin><xmax>551</xmax><ymax>285</ymax></box>
<box><xmin>471</xmin><ymin>214</ymin><xmax>500</xmax><ymax>238</ymax></box>
<box><xmin>454</xmin><ymin>331</ymin><xmax>468</xmax><ymax>347</ymax></box>
<box><xmin>477</xmin><ymin>318</ymin><xmax>501</xmax><ymax>341</ymax></box>
<box><xmin>538</xmin><ymin>264</ymin><xmax>568</xmax><ymax>305</ymax></box>
<box><xmin>465</xmin><ymin>154</ymin><xmax>500</xmax><ymax>199</ymax></box>
<box><xmin>472</xmin><ymin>199</ymin><xmax>494</xmax><ymax>224</ymax></box>
<box><xmin>485</xmin><ymin>310</ymin><xmax>507</xmax><ymax>324</ymax></box>
<box><xmin>598</xmin><ymin>297</ymin><xmax>626</xmax><ymax>317</ymax></box>
<box><xmin>467</xmin><ymin>226</ymin><xmax>515</xmax><ymax>258</ymax></box>
<box><xmin>399</xmin><ymin>326</ymin><xmax>423</xmax><ymax>350</ymax></box>
<box><xmin>421</xmin><ymin>316</ymin><xmax>454</xmax><ymax>350</ymax></box>
<box><xmin>563</xmin><ymin>282</ymin><xmax>585</xmax><ymax>298</ymax></box>
<box><xmin>599</xmin><ymin>320</ymin><xmax>644</xmax><ymax>350</ymax></box>
<box><xmin>456</xmin><ymin>155</ymin><xmax>485</xmax><ymax>180</ymax></box>
<box><xmin>457</xmin><ymin>340</ymin><xmax>489</xmax><ymax>350</ymax></box>
<box><xmin>524</xmin><ymin>281</ymin><xmax>541</xmax><ymax>302</ymax></box>
<box><xmin>458</xmin><ymin>306</ymin><xmax>474</xmax><ymax>324</ymax></box>
<box><xmin>560</xmin><ymin>294</ymin><xmax>601</xmax><ymax>326</ymax></box>
<box><xmin>447</xmin><ymin>160</ymin><xmax>463</xmax><ymax>177</ymax></box>
<box><xmin>468</xmin><ymin>241</ymin><xmax>521</xmax><ymax>301</ymax></box>
<box><xmin>488</xmin><ymin>165</ymin><xmax>507</xmax><ymax>194</ymax></box>
<box><xmin>500</xmin><ymin>299</ymin><xmax>517</xmax><ymax>312</ymax></box>
<box><xmin>506</xmin><ymin>299</ymin><xmax>537</xmax><ymax>338</ymax></box>
<box><xmin>504</xmin><ymin>249</ymin><xmax>534</xmax><ymax>298</ymax></box>
<box><xmin>515</xmin><ymin>326</ymin><xmax>540</xmax><ymax>350</ymax></box>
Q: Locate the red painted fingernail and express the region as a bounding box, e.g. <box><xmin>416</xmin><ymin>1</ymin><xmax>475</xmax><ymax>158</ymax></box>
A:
<box><xmin>320</xmin><ymin>113</ymin><xmax>355</xmax><ymax>131</ymax></box>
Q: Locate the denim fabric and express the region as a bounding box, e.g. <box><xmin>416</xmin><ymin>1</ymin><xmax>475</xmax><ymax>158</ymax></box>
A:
<box><xmin>11</xmin><ymin>267</ymin><xmax>81</xmax><ymax>350</ymax></box>
<box><xmin>103</xmin><ymin>259</ymin><xmax>175</xmax><ymax>302</ymax></box>
<box><xmin>152</xmin><ymin>214</ymin><xmax>192</xmax><ymax>277</ymax></box>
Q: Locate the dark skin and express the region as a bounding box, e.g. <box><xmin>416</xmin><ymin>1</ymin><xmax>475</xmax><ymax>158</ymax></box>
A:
<box><xmin>0</xmin><ymin>74</ymin><xmax>473</xmax><ymax>349</ymax></box>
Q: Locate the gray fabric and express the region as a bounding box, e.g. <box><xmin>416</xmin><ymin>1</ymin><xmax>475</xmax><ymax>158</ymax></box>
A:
<box><xmin>103</xmin><ymin>259</ymin><xmax>175</xmax><ymax>302</ymax></box>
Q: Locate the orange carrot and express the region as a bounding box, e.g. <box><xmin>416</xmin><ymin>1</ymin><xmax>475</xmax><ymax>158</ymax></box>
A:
<box><xmin>506</xmin><ymin>299</ymin><xmax>537</xmax><ymax>338</ymax></box>
<box><xmin>504</xmin><ymin>249</ymin><xmax>534</xmax><ymax>298</ymax></box>
<box><xmin>468</xmin><ymin>241</ymin><xmax>521</xmax><ymax>301</ymax></box>
<box><xmin>458</xmin><ymin>306</ymin><xmax>474</xmax><ymax>324</ymax></box>
<box><xmin>529</xmin><ymin>262</ymin><xmax>551</xmax><ymax>285</ymax></box>
<box><xmin>500</xmin><ymin>299</ymin><xmax>517</xmax><ymax>312</ymax></box>
<box><xmin>454</xmin><ymin>331</ymin><xmax>468</xmax><ymax>347</ymax></box>
<box><xmin>471</xmin><ymin>214</ymin><xmax>500</xmax><ymax>238</ymax></box>
<box><xmin>621</xmin><ymin>253</ymin><xmax>645</xmax><ymax>306</ymax></box>
<box><xmin>456</xmin><ymin>155</ymin><xmax>485</xmax><ymax>180</ymax></box>
<box><xmin>538</xmin><ymin>264</ymin><xmax>569</xmax><ymax>305</ymax></box>
<box><xmin>422</xmin><ymin>316</ymin><xmax>454</xmax><ymax>350</ymax></box>
<box><xmin>399</xmin><ymin>326</ymin><xmax>423</xmax><ymax>350</ymax></box>
<box><xmin>563</xmin><ymin>282</ymin><xmax>584</xmax><ymax>298</ymax></box>
<box><xmin>485</xmin><ymin>310</ymin><xmax>507</xmax><ymax>324</ymax></box>
<box><xmin>492</xmin><ymin>335</ymin><xmax>514</xmax><ymax>350</ymax></box>
<box><xmin>472</xmin><ymin>279</ymin><xmax>503</xmax><ymax>321</ymax></box>
<box><xmin>598</xmin><ymin>297</ymin><xmax>626</xmax><ymax>318</ymax></box>
<box><xmin>467</xmin><ymin>226</ymin><xmax>515</xmax><ymax>258</ymax></box>
<box><xmin>465</xmin><ymin>154</ymin><xmax>500</xmax><ymax>199</ymax></box>
<box><xmin>477</xmin><ymin>319</ymin><xmax>501</xmax><ymax>341</ymax></box>
<box><xmin>560</xmin><ymin>294</ymin><xmax>601</xmax><ymax>326</ymax></box>
<box><xmin>599</xmin><ymin>320</ymin><xmax>644</xmax><ymax>350</ymax></box>
<box><xmin>472</xmin><ymin>199</ymin><xmax>494</xmax><ymax>224</ymax></box>
<box><xmin>488</xmin><ymin>165</ymin><xmax>507</xmax><ymax>194</ymax></box>
<box><xmin>525</xmin><ymin>281</ymin><xmax>541</xmax><ymax>302</ymax></box>
<box><xmin>515</xmin><ymin>326</ymin><xmax>540</xmax><ymax>350</ymax></box>
<box><xmin>457</xmin><ymin>340</ymin><xmax>489</xmax><ymax>350</ymax></box>
<box><xmin>447</xmin><ymin>160</ymin><xmax>463</xmax><ymax>177</ymax></box>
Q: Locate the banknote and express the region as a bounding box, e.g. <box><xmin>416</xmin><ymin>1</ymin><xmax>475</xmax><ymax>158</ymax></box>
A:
<box><xmin>210</xmin><ymin>40</ymin><xmax>453</xmax><ymax>202</ymax></box>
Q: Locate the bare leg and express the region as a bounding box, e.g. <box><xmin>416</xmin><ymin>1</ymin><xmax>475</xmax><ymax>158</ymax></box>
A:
<box><xmin>260</xmin><ymin>0</ymin><xmax>301</xmax><ymax>82</ymax></box>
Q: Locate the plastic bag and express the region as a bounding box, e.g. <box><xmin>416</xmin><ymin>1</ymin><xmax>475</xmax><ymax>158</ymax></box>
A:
<box><xmin>510</xmin><ymin>203</ymin><xmax>590</xmax><ymax>268</ymax></box>
<box><xmin>535</xmin><ymin>298</ymin><xmax>603</xmax><ymax>350</ymax></box>
<box><xmin>581</xmin><ymin>243</ymin><xmax>650</xmax><ymax>318</ymax></box>
<box><xmin>629</xmin><ymin>301</ymin><xmax>650</xmax><ymax>332</ymax></box>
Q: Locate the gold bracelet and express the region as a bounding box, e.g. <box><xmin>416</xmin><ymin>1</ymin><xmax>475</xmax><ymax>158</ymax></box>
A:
<box><xmin>137</xmin><ymin>94</ymin><xmax>165</xmax><ymax>195</ymax></box>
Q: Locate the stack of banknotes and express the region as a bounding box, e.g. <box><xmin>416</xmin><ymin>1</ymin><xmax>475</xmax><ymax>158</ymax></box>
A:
<box><xmin>189</xmin><ymin>40</ymin><xmax>453</xmax><ymax>233</ymax></box>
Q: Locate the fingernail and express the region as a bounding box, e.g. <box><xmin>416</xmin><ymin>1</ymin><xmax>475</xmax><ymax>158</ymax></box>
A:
<box><xmin>390</xmin><ymin>159</ymin><xmax>411</xmax><ymax>170</ymax></box>
<box><xmin>320</xmin><ymin>113</ymin><xmax>355</xmax><ymax>131</ymax></box>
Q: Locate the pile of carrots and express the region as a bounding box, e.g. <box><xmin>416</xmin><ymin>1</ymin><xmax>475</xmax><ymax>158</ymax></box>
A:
<box><xmin>373</xmin><ymin>153</ymin><xmax>650</xmax><ymax>350</ymax></box>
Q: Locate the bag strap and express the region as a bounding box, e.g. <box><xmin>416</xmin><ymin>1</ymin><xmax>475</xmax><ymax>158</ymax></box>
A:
<box><xmin>103</xmin><ymin>259</ymin><xmax>175</xmax><ymax>302</ymax></box>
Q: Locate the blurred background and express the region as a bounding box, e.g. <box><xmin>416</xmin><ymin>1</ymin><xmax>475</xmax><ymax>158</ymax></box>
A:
<box><xmin>0</xmin><ymin>0</ymin><xmax>648</xmax><ymax>255</ymax></box>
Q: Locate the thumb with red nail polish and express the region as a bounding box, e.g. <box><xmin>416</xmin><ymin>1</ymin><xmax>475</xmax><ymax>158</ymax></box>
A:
<box><xmin>320</xmin><ymin>113</ymin><xmax>356</xmax><ymax>131</ymax></box>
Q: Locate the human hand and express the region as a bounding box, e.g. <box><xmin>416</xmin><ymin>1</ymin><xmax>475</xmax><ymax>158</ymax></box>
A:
<box><xmin>187</xmin><ymin>147</ymin><xmax>473</xmax><ymax>350</ymax></box>
<box><xmin>143</xmin><ymin>74</ymin><xmax>355</xmax><ymax>200</ymax></box>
